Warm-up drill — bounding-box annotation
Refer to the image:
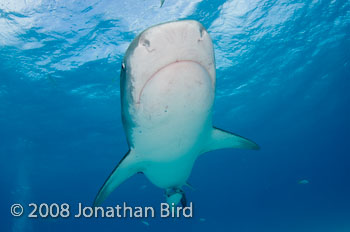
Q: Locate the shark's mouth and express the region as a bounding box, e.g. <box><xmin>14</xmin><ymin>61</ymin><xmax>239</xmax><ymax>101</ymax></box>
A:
<box><xmin>137</xmin><ymin>59</ymin><xmax>209</xmax><ymax>103</ymax></box>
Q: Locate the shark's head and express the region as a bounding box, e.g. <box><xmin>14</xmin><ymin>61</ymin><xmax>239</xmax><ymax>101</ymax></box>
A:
<box><xmin>120</xmin><ymin>20</ymin><xmax>216</xmax><ymax>106</ymax></box>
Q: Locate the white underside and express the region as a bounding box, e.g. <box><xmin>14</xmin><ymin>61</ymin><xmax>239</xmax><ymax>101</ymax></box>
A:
<box><xmin>130</xmin><ymin>61</ymin><xmax>214</xmax><ymax>188</ymax></box>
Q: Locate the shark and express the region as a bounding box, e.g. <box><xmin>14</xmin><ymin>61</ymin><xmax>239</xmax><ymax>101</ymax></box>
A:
<box><xmin>93</xmin><ymin>20</ymin><xmax>259</xmax><ymax>207</ymax></box>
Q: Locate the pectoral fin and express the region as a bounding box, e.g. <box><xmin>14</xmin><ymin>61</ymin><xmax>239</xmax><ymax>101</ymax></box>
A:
<box><xmin>93</xmin><ymin>150</ymin><xmax>142</xmax><ymax>206</ymax></box>
<box><xmin>202</xmin><ymin>127</ymin><xmax>259</xmax><ymax>153</ymax></box>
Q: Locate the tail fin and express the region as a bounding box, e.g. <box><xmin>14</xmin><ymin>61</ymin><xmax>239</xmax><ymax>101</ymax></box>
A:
<box><xmin>165</xmin><ymin>188</ymin><xmax>187</xmax><ymax>207</ymax></box>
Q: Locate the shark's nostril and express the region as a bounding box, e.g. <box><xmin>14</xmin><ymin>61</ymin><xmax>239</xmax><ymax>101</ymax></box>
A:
<box><xmin>140</xmin><ymin>37</ymin><xmax>155</xmax><ymax>52</ymax></box>
<box><xmin>198</xmin><ymin>26</ymin><xmax>205</xmax><ymax>42</ymax></box>
<box><xmin>141</xmin><ymin>39</ymin><xmax>150</xmax><ymax>47</ymax></box>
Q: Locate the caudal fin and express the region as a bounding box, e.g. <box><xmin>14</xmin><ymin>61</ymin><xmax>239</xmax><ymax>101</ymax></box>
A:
<box><xmin>93</xmin><ymin>150</ymin><xmax>141</xmax><ymax>206</ymax></box>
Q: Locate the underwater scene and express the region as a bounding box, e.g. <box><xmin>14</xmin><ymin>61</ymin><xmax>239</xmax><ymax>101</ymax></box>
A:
<box><xmin>0</xmin><ymin>0</ymin><xmax>349</xmax><ymax>231</ymax></box>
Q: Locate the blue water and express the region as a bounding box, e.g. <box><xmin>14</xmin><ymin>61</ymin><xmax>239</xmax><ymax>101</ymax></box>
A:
<box><xmin>1</xmin><ymin>0</ymin><xmax>349</xmax><ymax>231</ymax></box>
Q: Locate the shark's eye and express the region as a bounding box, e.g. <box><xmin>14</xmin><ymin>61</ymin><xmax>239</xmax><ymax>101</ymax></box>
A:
<box><xmin>121</xmin><ymin>63</ymin><xmax>126</xmax><ymax>70</ymax></box>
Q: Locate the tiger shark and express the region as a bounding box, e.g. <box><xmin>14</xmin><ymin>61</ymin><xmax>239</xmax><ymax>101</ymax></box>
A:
<box><xmin>94</xmin><ymin>20</ymin><xmax>259</xmax><ymax>207</ymax></box>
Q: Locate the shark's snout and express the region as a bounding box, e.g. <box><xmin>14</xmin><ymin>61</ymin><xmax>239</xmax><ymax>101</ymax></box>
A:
<box><xmin>136</xmin><ymin>20</ymin><xmax>208</xmax><ymax>54</ymax></box>
<box><xmin>123</xmin><ymin>20</ymin><xmax>216</xmax><ymax>103</ymax></box>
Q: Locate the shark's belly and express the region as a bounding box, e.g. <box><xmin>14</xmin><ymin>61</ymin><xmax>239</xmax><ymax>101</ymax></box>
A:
<box><xmin>127</xmin><ymin>61</ymin><xmax>214</xmax><ymax>187</ymax></box>
<box><xmin>143</xmin><ymin>154</ymin><xmax>197</xmax><ymax>189</ymax></box>
<box><xmin>131</xmin><ymin>61</ymin><xmax>214</xmax><ymax>158</ymax></box>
